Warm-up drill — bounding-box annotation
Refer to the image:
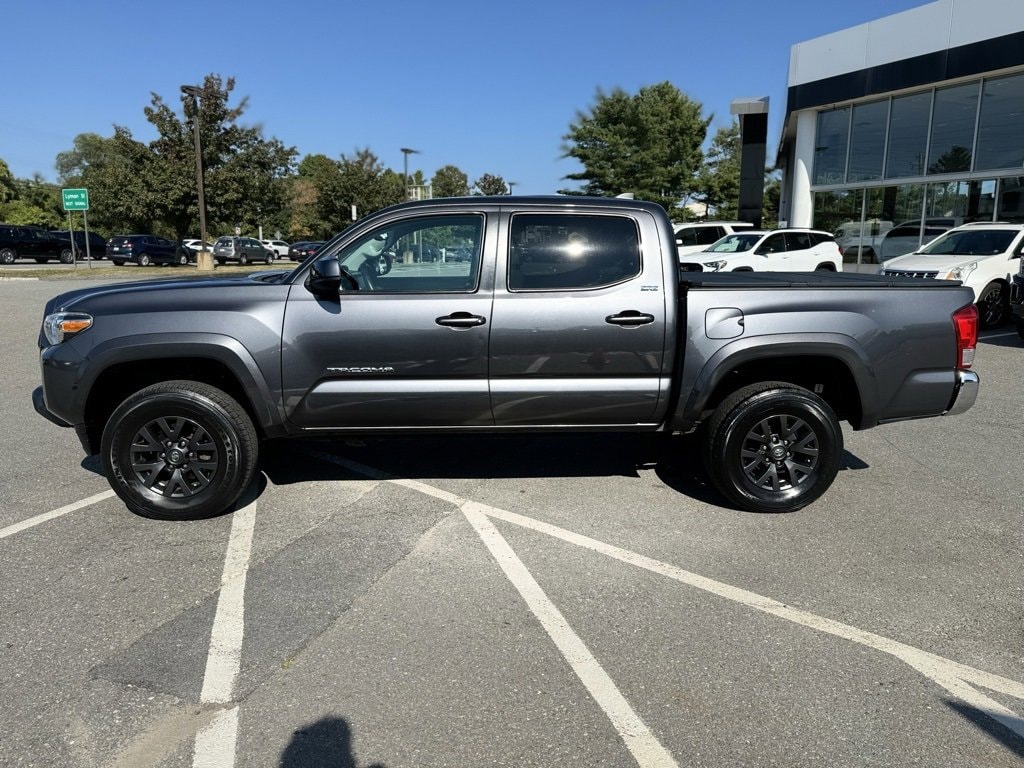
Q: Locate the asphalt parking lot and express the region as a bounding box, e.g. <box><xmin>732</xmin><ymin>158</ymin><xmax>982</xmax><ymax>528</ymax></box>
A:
<box><xmin>1</xmin><ymin>278</ymin><xmax>1021</xmax><ymax>768</ymax></box>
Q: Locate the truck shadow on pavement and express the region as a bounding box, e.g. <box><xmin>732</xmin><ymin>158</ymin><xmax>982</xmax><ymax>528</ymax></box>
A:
<box><xmin>258</xmin><ymin>435</ymin><xmax>870</xmax><ymax>513</ymax></box>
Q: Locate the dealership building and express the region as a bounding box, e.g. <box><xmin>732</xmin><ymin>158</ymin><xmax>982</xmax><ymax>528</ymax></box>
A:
<box><xmin>776</xmin><ymin>0</ymin><xmax>1024</xmax><ymax>265</ymax></box>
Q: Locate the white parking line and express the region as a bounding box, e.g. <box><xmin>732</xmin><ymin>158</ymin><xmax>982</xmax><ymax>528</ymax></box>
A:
<box><xmin>305</xmin><ymin>451</ymin><xmax>1024</xmax><ymax>749</ymax></box>
<box><xmin>0</xmin><ymin>489</ymin><xmax>116</xmax><ymax>541</ymax></box>
<box><xmin>192</xmin><ymin>490</ymin><xmax>258</xmax><ymax>768</ymax></box>
<box><xmin>979</xmin><ymin>331</ymin><xmax>1020</xmax><ymax>340</ymax></box>
<box><xmin>464</xmin><ymin>504</ymin><xmax>679</xmax><ymax>768</ymax></box>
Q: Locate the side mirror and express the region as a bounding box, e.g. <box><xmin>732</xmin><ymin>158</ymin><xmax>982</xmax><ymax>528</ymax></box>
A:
<box><xmin>307</xmin><ymin>257</ymin><xmax>343</xmax><ymax>297</ymax></box>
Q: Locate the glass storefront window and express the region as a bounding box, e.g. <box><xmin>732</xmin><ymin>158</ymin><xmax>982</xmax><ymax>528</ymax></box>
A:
<box><xmin>813</xmin><ymin>190</ymin><xmax>862</xmax><ymax>244</ymax></box>
<box><xmin>886</xmin><ymin>91</ymin><xmax>932</xmax><ymax>178</ymax></box>
<box><xmin>814</xmin><ymin>107</ymin><xmax>850</xmax><ymax>185</ymax></box>
<box><xmin>927</xmin><ymin>81</ymin><xmax>979</xmax><ymax>174</ymax></box>
<box><xmin>926</xmin><ymin>179</ymin><xmax>996</xmax><ymax>222</ymax></box>
<box><xmin>848</xmin><ymin>100</ymin><xmax>889</xmax><ymax>182</ymax></box>
<box><xmin>996</xmin><ymin>177</ymin><xmax>1024</xmax><ymax>223</ymax></box>
<box><xmin>976</xmin><ymin>73</ymin><xmax>1024</xmax><ymax>171</ymax></box>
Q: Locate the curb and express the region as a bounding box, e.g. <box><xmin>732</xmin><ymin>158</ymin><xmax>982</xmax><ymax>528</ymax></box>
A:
<box><xmin>0</xmin><ymin>277</ymin><xmax>40</xmax><ymax>282</ymax></box>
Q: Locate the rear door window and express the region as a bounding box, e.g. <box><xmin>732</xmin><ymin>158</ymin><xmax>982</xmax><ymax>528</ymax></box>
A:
<box><xmin>785</xmin><ymin>232</ymin><xmax>812</xmax><ymax>251</ymax></box>
<box><xmin>509</xmin><ymin>214</ymin><xmax>641</xmax><ymax>291</ymax></box>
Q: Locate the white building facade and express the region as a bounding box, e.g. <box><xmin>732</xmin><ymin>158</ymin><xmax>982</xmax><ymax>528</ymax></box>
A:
<box><xmin>777</xmin><ymin>0</ymin><xmax>1024</xmax><ymax>265</ymax></box>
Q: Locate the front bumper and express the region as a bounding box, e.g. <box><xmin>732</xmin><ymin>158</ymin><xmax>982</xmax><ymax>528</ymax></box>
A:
<box><xmin>944</xmin><ymin>370</ymin><xmax>980</xmax><ymax>417</ymax></box>
<box><xmin>32</xmin><ymin>385</ymin><xmax>71</xmax><ymax>427</ymax></box>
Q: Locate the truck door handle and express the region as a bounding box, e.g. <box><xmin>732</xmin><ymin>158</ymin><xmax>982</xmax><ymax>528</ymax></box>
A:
<box><xmin>435</xmin><ymin>312</ymin><xmax>487</xmax><ymax>328</ymax></box>
<box><xmin>605</xmin><ymin>311</ymin><xmax>655</xmax><ymax>327</ymax></box>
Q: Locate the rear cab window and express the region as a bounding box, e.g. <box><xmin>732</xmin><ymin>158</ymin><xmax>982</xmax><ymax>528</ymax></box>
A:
<box><xmin>508</xmin><ymin>214</ymin><xmax>641</xmax><ymax>291</ymax></box>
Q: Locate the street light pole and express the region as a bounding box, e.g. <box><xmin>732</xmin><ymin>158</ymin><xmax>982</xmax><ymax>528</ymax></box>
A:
<box><xmin>400</xmin><ymin>147</ymin><xmax>419</xmax><ymax>200</ymax></box>
<box><xmin>181</xmin><ymin>85</ymin><xmax>209</xmax><ymax>267</ymax></box>
<box><xmin>508</xmin><ymin>181</ymin><xmax>518</xmax><ymax>196</ymax></box>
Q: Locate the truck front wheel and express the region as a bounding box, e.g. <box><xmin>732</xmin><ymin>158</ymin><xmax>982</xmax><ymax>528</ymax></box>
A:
<box><xmin>101</xmin><ymin>381</ymin><xmax>258</xmax><ymax>520</ymax></box>
<box><xmin>703</xmin><ymin>382</ymin><xmax>842</xmax><ymax>513</ymax></box>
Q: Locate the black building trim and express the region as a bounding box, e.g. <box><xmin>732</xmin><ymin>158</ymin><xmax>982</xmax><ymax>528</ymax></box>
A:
<box><xmin>787</xmin><ymin>29</ymin><xmax>1024</xmax><ymax>115</ymax></box>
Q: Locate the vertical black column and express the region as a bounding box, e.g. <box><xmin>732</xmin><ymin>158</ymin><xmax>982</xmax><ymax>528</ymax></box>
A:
<box><xmin>737</xmin><ymin>112</ymin><xmax>768</xmax><ymax>228</ymax></box>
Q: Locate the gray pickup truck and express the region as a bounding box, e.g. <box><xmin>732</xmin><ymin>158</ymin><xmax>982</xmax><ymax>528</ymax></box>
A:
<box><xmin>34</xmin><ymin>196</ymin><xmax>980</xmax><ymax>519</ymax></box>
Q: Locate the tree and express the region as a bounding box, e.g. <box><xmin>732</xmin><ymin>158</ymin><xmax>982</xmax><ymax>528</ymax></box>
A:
<box><xmin>0</xmin><ymin>159</ymin><xmax>17</xmax><ymax>204</ymax></box>
<box><xmin>694</xmin><ymin>122</ymin><xmax>741</xmax><ymax>220</ymax></box>
<box><xmin>56</xmin><ymin>75</ymin><xmax>296</xmax><ymax>240</ymax></box>
<box><xmin>561</xmin><ymin>82</ymin><xmax>710</xmax><ymax>211</ymax></box>
<box><xmin>472</xmin><ymin>173</ymin><xmax>508</xmax><ymax>196</ymax></box>
<box><xmin>56</xmin><ymin>129</ymin><xmax>157</xmax><ymax>234</ymax></box>
<box><xmin>432</xmin><ymin>165</ymin><xmax>470</xmax><ymax>198</ymax></box>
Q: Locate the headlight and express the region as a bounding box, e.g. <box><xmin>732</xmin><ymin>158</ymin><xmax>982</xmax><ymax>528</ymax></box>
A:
<box><xmin>943</xmin><ymin>262</ymin><xmax>977</xmax><ymax>282</ymax></box>
<box><xmin>43</xmin><ymin>312</ymin><xmax>93</xmax><ymax>345</ymax></box>
<box><xmin>703</xmin><ymin>260</ymin><xmax>728</xmax><ymax>272</ymax></box>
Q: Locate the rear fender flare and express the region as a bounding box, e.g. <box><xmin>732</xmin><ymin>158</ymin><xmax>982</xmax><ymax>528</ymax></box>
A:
<box><xmin>674</xmin><ymin>333</ymin><xmax>878</xmax><ymax>431</ymax></box>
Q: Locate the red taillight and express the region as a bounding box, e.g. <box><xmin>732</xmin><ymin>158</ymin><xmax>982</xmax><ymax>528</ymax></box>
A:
<box><xmin>952</xmin><ymin>303</ymin><xmax>978</xmax><ymax>368</ymax></box>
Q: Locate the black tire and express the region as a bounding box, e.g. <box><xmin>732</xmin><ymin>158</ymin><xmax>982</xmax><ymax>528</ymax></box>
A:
<box><xmin>137</xmin><ymin>253</ymin><xmax>151</xmax><ymax>267</ymax></box>
<box><xmin>34</xmin><ymin>258</ymin><xmax>49</xmax><ymax>264</ymax></box>
<box><xmin>0</xmin><ymin>247</ymin><xmax>17</xmax><ymax>265</ymax></box>
<box><xmin>702</xmin><ymin>382</ymin><xmax>843</xmax><ymax>513</ymax></box>
<box><xmin>264</xmin><ymin>252</ymin><xmax>274</xmax><ymax>264</ymax></box>
<box><xmin>976</xmin><ymin>282</ymin><xmax>1008</xmax><ymax>329</ymax></box>
<box><xmin>59</xmin><ymin>248</ymin><xmax>75</xmax><ymax>264</ymax></box>
<box><xmin>239</xmin><ymin>253</ymin><xmax>249</xmax><ymax>265</ymax></box>
<box><xmin>814</xmin><ymin>263</ymin><xmax>836</xmax><ymax>272</ymax></box>
<box><xmin>177</xmin><ymin>252</ymin><xmax>189</xmax><ymax>266</ymax></box>
<box><xmin>112</xmin><ymin>260</ymin><xmax>125</xmax><ymax>267</ymax></box>
<box><xmin>101</xmin><ymin>381</ymin><xmax>258</xmax><ymax>520</ymax></box>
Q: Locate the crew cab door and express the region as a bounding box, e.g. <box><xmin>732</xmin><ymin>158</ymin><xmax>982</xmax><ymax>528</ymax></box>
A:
<box><xmin>489</xmin><ymin>209</ymin><xmax>669</xmax><ymax>425</ymax></box>
<box><xmin>281</xmin><ymin>212</ymin><xmax>496</xmax><ymax>428</ymax></box>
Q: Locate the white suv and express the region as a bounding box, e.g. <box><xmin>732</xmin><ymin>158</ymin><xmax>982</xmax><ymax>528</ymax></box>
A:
<box><xmin>882</xmin><ymin>223</ymin><xmax>1024</xmax><ymax>328</ymax></box>
<box><xmin>686</xmin><ymin>229</ymin><xmax>843</xmax><ymax>273</ymax></box>
<box><xmin>260</xmin><ymin>239</ymin><xmax>291</xmax><ymax>257</ymax></box>
<box><xmin>674</xmin><ymin>221</ymin><xmax>754</xmax><ymax>257</ymax></box>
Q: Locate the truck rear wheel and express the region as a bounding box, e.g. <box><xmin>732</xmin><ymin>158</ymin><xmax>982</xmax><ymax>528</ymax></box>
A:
<box><xmin>101</xmin><ymin>381</ymin><xmax>258</xmax><ymax>520</ymax></box>
<box><xmin>703</xmin><ymin>382</ymin><xmax>842</xmax><ymax>513</ymax></box>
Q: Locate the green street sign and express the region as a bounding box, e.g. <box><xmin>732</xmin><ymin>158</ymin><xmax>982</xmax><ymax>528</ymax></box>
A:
<box><xmin>62</xmin><ymin>188</ymin><xmax>89</xmax><ymax>211</ymax></box>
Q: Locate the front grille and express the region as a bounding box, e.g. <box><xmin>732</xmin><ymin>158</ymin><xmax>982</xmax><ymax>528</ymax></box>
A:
<box><xmin>883</xmin><ymin>269</ymin><xmax>939</xmax><ymax>279</ymax></box>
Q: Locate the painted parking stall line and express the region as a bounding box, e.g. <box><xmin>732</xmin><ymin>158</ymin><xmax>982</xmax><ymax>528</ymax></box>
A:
<box><xmin>192</xmin><ymin>490</ymin><xmax>258</xmax><ymax>768</ymax></box>
<box><xmin>0</xmin><ymin>489</ymin><xmax>116</xmax><ymax>541</ymax></box>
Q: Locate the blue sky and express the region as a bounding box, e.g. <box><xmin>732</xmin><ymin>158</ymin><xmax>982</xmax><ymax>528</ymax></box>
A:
<box><xmin>3</xmin><ymin>0</ymin><xmax>926</xmax><ymax>194</ymax></box>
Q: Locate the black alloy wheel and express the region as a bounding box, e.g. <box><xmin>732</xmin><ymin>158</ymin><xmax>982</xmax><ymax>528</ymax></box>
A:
<box><xmin>703</xmin><ymin>382</ymin><xmax>842</xmax><ymax>513</ymax></box>
<box><xmin>60</xmin><ymin>248</ymin><xmax>75</xmax><ymax>264</ymax></box>
<box><xmin>101</xmin><ymin>381</ymin><xmax>258</xmax><ymax>519</ymax></box>
<box><xmin>0</xmin><ymin>247</ymin><xmax>17</xmax><ymax>265</ymax></box>
<box><xmin>976</xmin><ymin>282</ymin><xmax>1007</xmax><ymax>329</ymax></box>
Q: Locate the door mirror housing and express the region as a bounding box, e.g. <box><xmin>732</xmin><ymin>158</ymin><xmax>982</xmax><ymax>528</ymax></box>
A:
<box><xmin>307</xmin><ymin>257</ymin><xmax>342</xmax><ymax>297</ymax></box>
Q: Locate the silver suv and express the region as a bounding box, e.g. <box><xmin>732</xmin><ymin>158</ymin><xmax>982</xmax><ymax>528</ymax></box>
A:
<box><xmin>213</xmin><ymin>237</ymin><xmax>276</xmax><ymax>265</ymax></box>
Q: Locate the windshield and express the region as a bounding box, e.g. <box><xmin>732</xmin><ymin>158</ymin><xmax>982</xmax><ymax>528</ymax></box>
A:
<box><xmin>918</xmin><ymin>229</ymin><xmax>1017</xmax><ymax>256</ymax></box>
<box><xmin>705</xmin><ymin>233</ymin><xmax>763</xmax><ymax>253</ymax></box>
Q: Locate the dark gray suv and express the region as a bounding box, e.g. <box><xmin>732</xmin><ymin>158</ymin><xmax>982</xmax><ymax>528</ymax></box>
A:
<box><xmin>213</xmin><ymin>237</ymin><xmax>276</xmax><ymax>265</ymax></box>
